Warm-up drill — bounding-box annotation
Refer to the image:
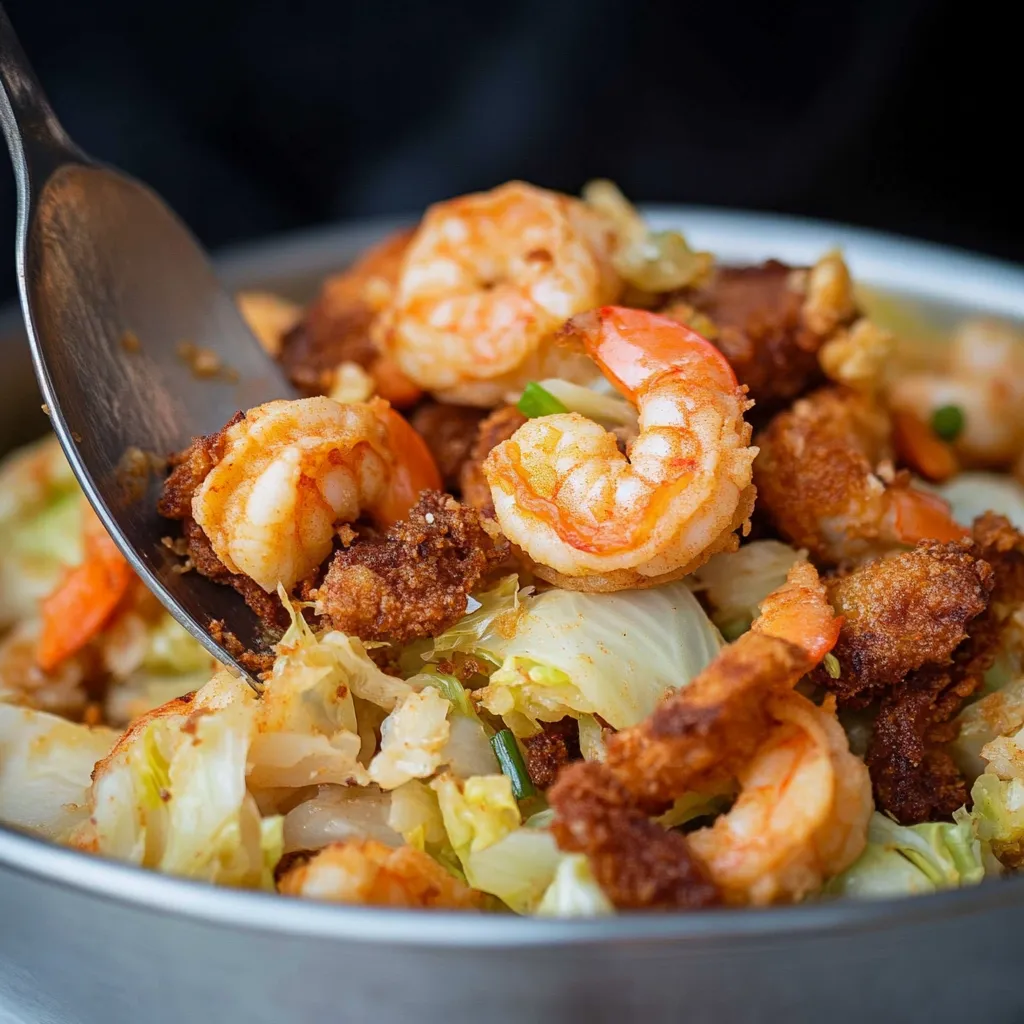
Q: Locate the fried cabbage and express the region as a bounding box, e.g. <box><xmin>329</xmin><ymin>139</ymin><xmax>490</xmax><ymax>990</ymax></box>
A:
<box><xmin>0</xmin><ymin>703</ymin><xmax>117</xmax><ymax>839</ymax></box>
<box><xmin>474</xmin><ymin>582</ymin><xmax>722</xmax><ymax>734</ymax></box>
<box><xmin>536</xmin><ymin>853</ymin><xmax>614</xmax><ymax>917</ymax></box>
<box><xmin>825</xmin><ymin>812</ymin><xmax>984</xmax><ymax>898</ymax></box>
<box><xmin>431</xmin><ymin>772</ymin><xmax>561</xmax><ymax>912</ymax></box>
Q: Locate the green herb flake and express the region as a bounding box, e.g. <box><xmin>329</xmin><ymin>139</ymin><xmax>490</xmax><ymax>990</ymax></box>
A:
<box><xmin>490</xmin><ymin>728</ymin><xmax>537</xmax><ymax>800</ymax></box>
<box><xmin>823</xmin><ymin>652</ymin><xmax>841</xmax><ymax>679</ymax></box>
<box><xmin>517</xmin><ymin>382</ymin><xmax>568</xmax><ymax>419</ymax></box>
<box><xmin>931</xmin><ymin>404</ymin><xmax>965</xmax><ymax>442</ymax></box>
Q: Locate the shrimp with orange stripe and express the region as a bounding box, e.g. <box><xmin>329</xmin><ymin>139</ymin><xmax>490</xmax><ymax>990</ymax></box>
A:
<box><xmin>192</xmin><ymin>396</ymin><xmax>441</xmax><ymax>593</ymax></box>
<box><xmin>482</xmin><ymin>305</ymin><xmax>758</xmax><ymax>591</ymax></box>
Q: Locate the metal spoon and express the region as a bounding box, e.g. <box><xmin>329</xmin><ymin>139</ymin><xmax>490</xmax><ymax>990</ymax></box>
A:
<box><xmin>0</xmin><ymin>7</ymin><xmax>297</xmax><ymax>687</ymax></box>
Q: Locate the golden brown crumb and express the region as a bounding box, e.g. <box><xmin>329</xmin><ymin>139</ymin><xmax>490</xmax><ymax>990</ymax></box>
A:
<box><xmin>460</xmin><ymin>405</ymin><xmax>527</xmax><ymax>515</ymax></box>
<box><xmin>318</xmin><ymin>492</ymin><xmax>509</xmax><ymax>643</ymax></box>
<box><xmin>817</xmin><ymin>542</ymin><xmax>993</xmax><ymax>705</ymax></box>
<box><xmin>522</xmin><ymin>718</ymin><xmax>581</xmax><ymax>790</ymax></box>
<box><xmin>549</xmin><ymin>760</ymin><xmax>720</xmax><ymax>910</ymax></box>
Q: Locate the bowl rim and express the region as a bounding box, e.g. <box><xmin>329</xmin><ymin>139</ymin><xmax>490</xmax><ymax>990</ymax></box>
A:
<box><xmin>3</xmin><ymin>204</ymin><xmax>1024</xmax><ymax>947</ymax></box>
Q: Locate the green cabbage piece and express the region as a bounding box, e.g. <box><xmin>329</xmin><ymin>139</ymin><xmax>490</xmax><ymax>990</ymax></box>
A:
<box><xmin>825</xmin><ymin>812</ymin><xmax>984</xmax><ymax>899</ymax></box>
<box><xmin>89</xmin><ymin>673</ymin><xmax>281</xmax><ymax>888</ymax></box>
<box><xmin>931</xmin><ymin>472</ymin><xmax>1024</xmax><ymax>530</ymax></box>
<box><xmin>953</xmin><ymin>678</ymin><xmax>1024</xmax><ymax>782</ymax></box>
<box><xmin>0</xmin><ymin>437</ymin><xmax>83</xmax><ymax>626</ymax></box>
<box><xmin>425</xmin><ymin>575</ymin><xmax>525</xmax><ymax>664</ymax></box>
<box><xmin>0</xmin><ymin>703</ymin><xmax>118</xmax><ymax>840</ymax></box>
<box><xmin>431</xmin><ymin>772</ymin><xmax>561</xmax><ymax>912</ymax></box>
<box><xmin>475</xmin><ymin>582</ymin><xmax>722</xmax><ymax>734</ymax></box>
<box><xmin>536</xmin><ymin>853</ymin><xmax>613</xmax><ymax>917</ymax></box>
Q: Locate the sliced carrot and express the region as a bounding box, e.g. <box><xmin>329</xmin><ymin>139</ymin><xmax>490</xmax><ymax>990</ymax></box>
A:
<box><xmin>36</xmin><ymin>514</ymin><xmax>134</xmax><ymax>672</ymax></box>
<box><xmin>892</xmin><ymin>409</ymin><xmax>959</xmax><ymax>483</ymax></box>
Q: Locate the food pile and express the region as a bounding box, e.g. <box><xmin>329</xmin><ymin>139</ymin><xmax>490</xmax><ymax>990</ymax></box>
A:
<box><xmin>3</xmin><ymin>180</ymin><xmax>1024</xmax><ymax>913</ymax></box>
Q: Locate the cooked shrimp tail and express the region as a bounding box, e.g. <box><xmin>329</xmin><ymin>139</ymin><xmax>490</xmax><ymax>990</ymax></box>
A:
<box><xmin>483</xmin><ymin>306</ymin><xmax>757</xmax><ymax>591</ymax></box>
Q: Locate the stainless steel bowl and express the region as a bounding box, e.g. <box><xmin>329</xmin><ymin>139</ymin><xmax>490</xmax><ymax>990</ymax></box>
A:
<box><xmin>3</xmin><ymin>210</ymin><xmax>1024</xmax><ymax>1024</ymax></box>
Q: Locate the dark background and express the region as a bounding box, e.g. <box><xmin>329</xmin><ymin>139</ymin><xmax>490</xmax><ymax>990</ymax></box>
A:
<box><xmin>1</xmin><ymin>0</ymin><xmax>1019</xmax><ymax>303</ymax></box>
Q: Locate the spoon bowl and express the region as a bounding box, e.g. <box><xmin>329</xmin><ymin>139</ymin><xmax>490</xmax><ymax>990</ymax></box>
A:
<box><xmin>0</xmin><ymin>6</ymin><xmax>296</xmax><ymax>684</ymax></box>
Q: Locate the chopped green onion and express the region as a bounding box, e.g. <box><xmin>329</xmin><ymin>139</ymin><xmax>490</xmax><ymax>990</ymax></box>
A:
<box><xmin>424</xmin><ymin>672</ymin><xmax>474</xmax><ymax>717</ymax></box>
<box><xmin>931</xmin><ymin>404</ymin><xmax>965</xmax><ymax>442</ymax></box>
<box><xmin>823</xmin><ymin>652</ymin><xmax>841</xmax><ymax>679</ymax></box>
<box><xmin>517</xmin><ymin>382</ymin><xmax>568</xmax><ymax>419</ymax></box>
<box><xmin>491</xmin><ymin>728</ymin><xmax>536</xmax><ymax>800</ymax></box>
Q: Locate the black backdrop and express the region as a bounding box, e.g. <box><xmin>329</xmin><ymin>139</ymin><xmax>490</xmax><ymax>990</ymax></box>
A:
<box><xmin>1</xmin><ymin>0</ymin><xmax>1019</xmax><ymax>302</ymax></box>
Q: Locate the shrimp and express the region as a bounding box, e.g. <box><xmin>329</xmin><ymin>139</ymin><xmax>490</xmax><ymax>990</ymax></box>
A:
<box><xmin>276</xmin><ymin>839</ymin><xmax>484</xmax><ymax>910</ymax></box>
<box><xmin>379</xmin><ymin>181</ymin><xmax>622</xmax><ymax>406</ymax></box>
<box><xmin>483</xmin><ymin>306</ymin><xmax>758</xmax><ymax>592</ymax></box>
<box><xmin>686</xmin><ymin>692</ymin><xmax>872</xmax><ymax>905</ymax></box>
<box><xmin>192</xmin><ymin>396</ymin><xmax>440</xmax><ymax>593</ymax></box>
<box><xmin>889</xmin><ymin>318</ymin><xmax>1024</xmax><ymax>468</ymax></box>
<box><xmin>604</xmin><ymin>560</ymin><xmax>840</xmax><ymax>805</ymax></box>
<box><xmin>552</xmin><ymin>561</ymin><xmax>870</xmax><ymax>907</ymax></box>
<box><xmin>755</xmin><ymin>386</ymin><xmax>966</xmax><ymax>566</ymax></box>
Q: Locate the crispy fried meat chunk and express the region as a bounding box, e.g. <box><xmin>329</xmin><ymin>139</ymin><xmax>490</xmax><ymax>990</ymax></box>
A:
<box><xmin>753</xmin><ymin>386</ymin><xmax>896</xmax><ymax>565</ymax></box>
<box><xmin>522</xmin><ymin>718</ymin><xmax>582</xmax><ymax>790</ymax></box>
<box><xmin>318</xmin><ymin>492</ymin><xmax>509</xmax><ymax>643</ymax></box>
<box><xmin>278</xmin><ymin>229</ymin><xmax>412</xmax><ymax>396</ymax></box>
<box><xmin>549</xmin><ymin>761</ymin><xmax>720</xmax><ymax>910</ymax></box>
<box><xmin>604</xmin><ymin>632</ymin><xmax>813</xmax><ymax>811</ymax></box>
<box><xmin>409</xmin><ymin>402</ymin><xmax>488</xmax><ymax>491</ymax></box>
<box><xmin>459</xmin><ymin>405</ymin><xmax>527</xmax><ymax>516</ymax></box>
<box><xmin>662</xmin><ymin>260</ymin><xmax>854</xmax><ymax>418</ymax></box>
<box><xmin>817</xmin><ymin>542</ymin><xmax>993</xmax><ymax>706</ymax></box>
<box><xmin>867</xmin><ymin>514</ymin><xmax>1024</xmax><ymax>823</ymax></box>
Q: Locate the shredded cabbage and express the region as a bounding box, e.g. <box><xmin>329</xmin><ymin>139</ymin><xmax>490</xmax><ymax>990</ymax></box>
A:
<box><xmin>426</xmin><ymin>575</ymin><xmax>525</xmax><ymax>663</ymax></box>
<box><xmin>825</xmin><ymin>812</ymin><xmax>984</xmax><ymax>898</ymax></box>
<box><xmin>475</xmin><ymin>582</ymin><xmax>722</xmax><ymax>733</ymax></box>
<box><xmin>582</xmin><ymin>179</ymin><xmax>711</xmax><ymax>292</ymax></box>
<box><xmin>283</xmin><ymin>784</ymin><xmax>400</xmax><ymax>853</ymax></box>
<box><xmin>688</xmin><ymin>541</ymin><xmax>805</xmax><ymax>640</ymax></box>
<box><xmin>931</xmin><ymin>472</ymin><xmax>1024</xmax><ymax>530</ymax></box>
<box><xmin>368</xmin><ymin>688</ymin><xmax>451</xmax><ymax>790</ymax></box>
<box><xmin>431</xmin><ymin>772</ymin><xmax>560</xmax><ymax>911</ymax></box>
<box><xmin>0</xmin><ymin>703</ymin><xmax>117</xmax><ymax>839</ymax></box>
<box><xmin>0</xmin><ymin>437</ymin><xmax>83</xmax><ymax>626</ymax></box>
<box><xmin>88</xmin><ymin>672</ymin><xmax>279</xmax><ymax>888</ymax></box>
<box><xmin>536</xmin><ymin>853</ymin><xmax>613</xmax><ymax>917</ymax></box>
<box><xmin>953</xmin><ymin>678</ymin><xmax>1024</xmax><ymax>782</ymax></box>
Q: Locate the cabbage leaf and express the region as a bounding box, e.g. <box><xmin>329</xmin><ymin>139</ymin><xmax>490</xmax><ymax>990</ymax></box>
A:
<box><xmin>475</xmin><ymin>582</ymin><xmax>722</xmax><ymax>733</ymax></box>
<box><xmin>431</xmin><ymin>772</ymin><xmax>561</xmax><ymax>912</ymax></box>
<box><xmin>825</xmin><ymin>811</ymin><xmax>984</xmax><ymax>899</ymax></box>
<box><xmin>0</xmin><ymin>703</ymin><xmax>118</xmax><ymax>839</ymax></box>
<box><xmin>536</xmin><ymin>853</ymin><xmax>613</xmax><ymax>917</ymax></box>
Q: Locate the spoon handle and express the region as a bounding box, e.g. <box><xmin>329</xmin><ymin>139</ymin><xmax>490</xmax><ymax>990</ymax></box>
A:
<box><xmin>0</xmin><ymin>4</ymin><xmax>83</xmax><ymax>202</ymax></box>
